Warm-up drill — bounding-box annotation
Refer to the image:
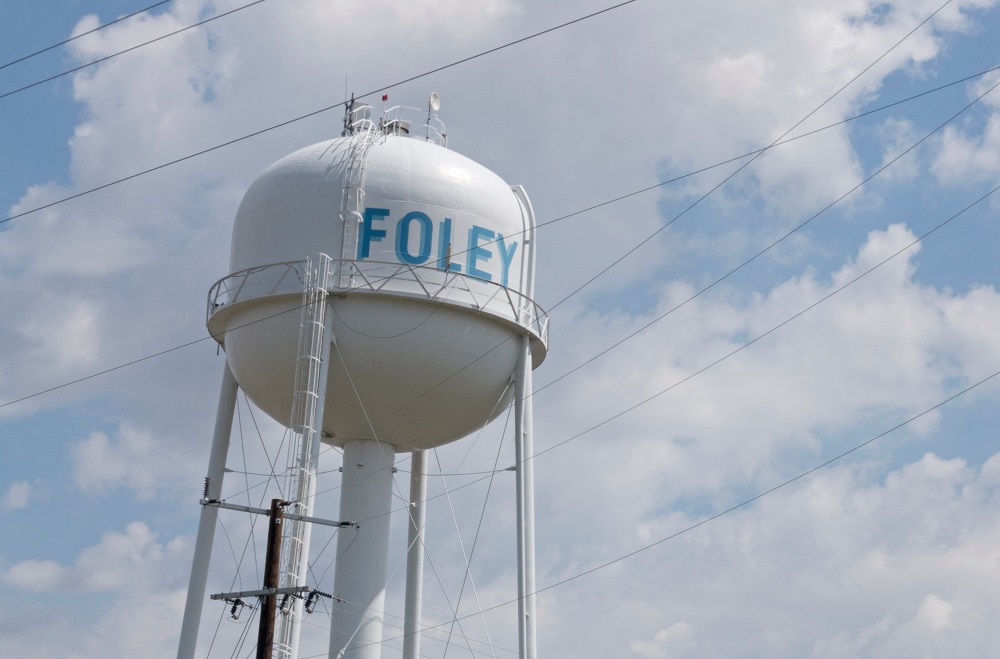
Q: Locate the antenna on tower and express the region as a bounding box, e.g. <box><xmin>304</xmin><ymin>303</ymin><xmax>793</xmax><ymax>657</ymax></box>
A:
<box><xmin>426</xmin><ymin>92</ymin><xmax>440</xmax><ymax>140</ymax></box>
<box><xmin>342</xmin><ymin>93</ymin><xmax>355</xmax><ymax>137</ymax></box>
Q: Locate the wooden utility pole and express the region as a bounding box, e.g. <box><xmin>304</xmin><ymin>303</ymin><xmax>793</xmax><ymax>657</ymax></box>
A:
<box><xmin>257</xmin><ymin>499</ymin><xmax>284</xmax><ymax>659</ymax></box>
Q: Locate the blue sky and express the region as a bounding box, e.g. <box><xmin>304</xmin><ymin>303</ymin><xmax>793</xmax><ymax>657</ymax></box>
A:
<box><xmin>2</xmin><ymin>1</ymin><xmax>1000</xmax><ymax>657</ymax></box>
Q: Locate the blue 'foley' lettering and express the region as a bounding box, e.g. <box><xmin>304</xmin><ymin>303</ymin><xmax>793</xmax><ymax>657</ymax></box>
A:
<box><xmin>357</xmin><ymin>207</ymin><xmax>518</xmax><ymax>287</ymax></box>
<box><xmin>395</xmin><ymin>211</ymin><xmax>433</xmax><ymax>265</ymax></box>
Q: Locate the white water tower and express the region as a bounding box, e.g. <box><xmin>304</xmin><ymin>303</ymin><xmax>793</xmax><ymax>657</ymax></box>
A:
<box><xmin>178</xmin><ymin>97</ymin><xmax>548</xmax><ymax>659</ymax></box>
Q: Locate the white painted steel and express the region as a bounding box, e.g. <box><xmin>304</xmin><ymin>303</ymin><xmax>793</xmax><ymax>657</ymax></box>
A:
<box><xmin>512</xmin><ymin>184</ymin><xmax>539</xmax><ymax>659</ymax></box>
<box><xmin>215</xmin><ymin>131</ymin><xmax>547</xmax><ymax>452</ymax></box>
<box><xmin>402</xmin><ymin>450</ymin><xmax>427</xmax><ymax>659</ymax></box>
<box><xmin>514</xmin><ymin>334</ymin><xmax>537</xmax><ymax>659</ymax></box>
<box><xmin>204</xmin><ymin>111</ymin><xmax>548</xmax><ymax>659</ymax></box>
<box><xmin>229</xmin><ymin>135</ymin><xmax>525</xmax><ymax>293</ymax></box>
<box><xmin>177</xmin><ymin>363</ymin><xmax>237</xmax><ymax>659</ymax></box>
<box><xmin>329</xmin><ymin>439</ymin><xmax>397</xmax><ymax>659</ymax></box>
<box><xmin>220</xmin><ymin>295</ymin><xmax>524</xmax><ymax>451</ymax></box>
<box><xmin>207</xmin><ymin>260</ymin><xmax>549</xmax><ymax>352</ymax></box>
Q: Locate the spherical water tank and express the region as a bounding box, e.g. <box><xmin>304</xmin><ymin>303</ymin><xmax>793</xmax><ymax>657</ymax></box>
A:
<box><xmin>207</xmin><ymin>121</ymin><xmax>547</xmax><ymax>451</ymax></box>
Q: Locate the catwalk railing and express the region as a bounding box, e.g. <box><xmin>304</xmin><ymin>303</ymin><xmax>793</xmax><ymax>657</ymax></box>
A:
<box><xmin>207</xmin><ymin>258</ymin><xmax>550</xmax><ymax>347</ymax></box>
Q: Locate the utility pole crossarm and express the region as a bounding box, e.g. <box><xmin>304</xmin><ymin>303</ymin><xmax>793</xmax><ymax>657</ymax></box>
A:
<box><xmin>211</xmin><ymin>586</ymin><xmax>310</xmax><ymax>600</ymax></box>
<box><xmin>202</xmin><ymin>499</ymin><xmax>357</xmax><ymax>528</ymax></box>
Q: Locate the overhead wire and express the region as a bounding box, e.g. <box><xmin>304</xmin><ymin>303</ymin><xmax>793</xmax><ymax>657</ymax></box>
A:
<box><xmin>440</xmin><ymin>401</ymin><xmax>514</xmax><ymax>656</ymax></box>
<box><xmin>425</xmin><ymin>384</ymin><xmax>518</xmax><ymax>658</ymax></box>
<box><xmin>324</xmin><ymin>181</ymin><xmax>999</xmax><ymax>647</ymax></box>
<box><xmin>533</xmin><ymin>179</ymin><xmax>1000</xmax><ymax>461</ymax></box>
<box><xmin>233</xmin><ymin>400</ymin><xmax>260</xmax><ymax>583</ymax></box>
<box><xmin>294</xmin><ymin>603</ymin><xmax>516</xmax><ymax>659</ymax></box>
<box><xmin>6</xmin><ymin>37</ymin><xmax>993</xmax><ymax>650</ymax></box>
<box><xmin>11</xmin><ymin>79</ymin><xmax>988</xmax><ymax>515</ymax></box>
<box><xmin>529</xmin><ymin>63</ymin><xmax>1000</xmax><ymax>236</ymax></box>
<box><xmin>3</xmin><ymin>3</ymin><xmax>996</xmax><ymax>648</ymax></box>
<box><xmin>363</xmin><ymin>40</ymin><xmax>991</xmax><ymax>439</ymax></box>
<box><xmin>214</xmin><ymin>310</ymin><xmax>1000</xmax><ymax>655</ymax></box>
<box><xmin>303</xmin><ymin>174</ymin><xmax>1000</xmax><ymax>531</ymax></box>
<box><xmin>281</xmin><ymin>361</ymin><xmax>1000</xmax><ymax>656</ymax></box>
<box><xmin>190</xmin><ymin>5</ymin><xmax>1000</xmax><ymax>654</ymax></box>
<box><xmin>326</xmin><ymin>341</ymin><xmax>487</xmax><ymax>657</ymax></box>
<box><xmin>548</xmin><ymin>0</ymin><xmax>956</xmax><ymax>315</ymax></box>
<box><xmin>530</xmin><ymin>71</ymin><xmax>1000</xmax><ymax>400</ymax></box>
<box><xmin>0</xmin><ymin>0</ymin><xmax>271</xmax><ymax>102</ymax></box>
<box><xmin>1</xmin><ymin>0</ymin><xmax>641</xmax><ymax>227</ymax></box>
<box><xmin>356</xmin><ymin>366</ymin><xmax>1000</xmax><ymax>655</ymax></box>
<box><xmin>0</xmin><ymin>0</ymin><xmax>172</xmax><ymax>71</ymax></box>
<box><xmin>1</xmin><ymin>60</ymin><xmax>992</xmax><ymax>412</ymax></box>
<box><xmin>0</xmin><ymin>0</ymin><xmax>975</xmax><ymax>437</ymax></box>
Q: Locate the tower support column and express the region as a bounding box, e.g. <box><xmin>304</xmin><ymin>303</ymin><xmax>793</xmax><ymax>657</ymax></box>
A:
<box><xmin>329</xmin><ymin>439</ymin><xmax>397</xmax><ymax>659</ymax></box>
<box><xmin>402</xmin><ymin>449</ymin><xmax>427</xmax><ymax>659</ymax></box>
<box><xmin>514</xmin><ymin>333</ymin><xmax>537</xmax><ymax>659</ymax></box>
<box><xmin>177</xmin><ymin>362</ymin><xmax>238</xmax><ymax>659</ymax></box>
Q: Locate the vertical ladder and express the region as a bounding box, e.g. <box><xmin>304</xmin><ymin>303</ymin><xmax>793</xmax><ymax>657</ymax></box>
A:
<box><xmin>339</xmin><ymin>111</ymin><xmax>378</xmax><ymax>288</ymax></box>
<box><xmin>273</xmin><ymin>254</ymin><xmax>334</xmax><ymax>659</ymax></box>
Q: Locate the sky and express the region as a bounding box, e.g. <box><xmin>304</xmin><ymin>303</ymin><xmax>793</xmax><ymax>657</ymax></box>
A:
<box><xmin>2</xmin><ymin>0</ymin><xmax>1000</xmax><ymax>657</ymax></box>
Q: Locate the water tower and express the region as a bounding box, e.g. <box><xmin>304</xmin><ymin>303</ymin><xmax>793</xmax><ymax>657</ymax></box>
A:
<box><xmin>177</xmin><ymin>97</ymin><xmax>548</xmax><ymax>659</ymax></box>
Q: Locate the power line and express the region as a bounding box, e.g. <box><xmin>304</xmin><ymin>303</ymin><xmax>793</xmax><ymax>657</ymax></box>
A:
<box><xmin>0</xmin><ymin>0</ymin><xmax>172</xmax><ymax>71</ymax></box>
<box><xmin>0</xmin><ymin>0</ymin><xmax>981</xmax><ymax>432</ymax></box>
<box><xmin>1</xmin><ymin>64</ymin><xmax>992</xmax><ymax>411</ymax></box>
<box><xmin>284</xmin><ymin>351</ymin><xmax>1000</xmax><ymax>658</ymax></box>
<box><xmin>302</xmin><ymin>364</ymin><xmax>1000</xmax><ymax>656</ymax></box>
<box><xmin>527</xmin><ymin>370</ymin><xmax>1000</xmax><ymax>605</ymax></box>
<box><xmin>273</xmin><ymin>45</ymin><xmax>1000</xmax><ymax>513</ymax></box>
<box><xmin>0</xmin><ymin>0</ymin><xmax>270</xmax><ymax>103</ymax></box>
<box><xmin>366</xmin><ymin>44</ymin><xmax>991</xmax><ymax>430</ymax></box>
<box><xmin>326</xmin><ymin>175</ymin><xmax>999</xmax><ymax>529</ymax></box>
<box><xmin>532</xmin><ymin>73</ymin><xmax>1000</xmax><ymax>400</ymax></box>
<box><xmin>285</xmin><ymin>168</ymin><xmax>995</xmax><ymax>523</ymax></box>
<box><xmin>3</xmin><ymin>57</ymin><xmax>991</xmax><ymax>230</ymax></box>
<box><xmin>532</xmin><ymin>181</ymin><xmax>1000</xmax><ymax>462</ymax></box>
<box><xmin>282</xmin><ymin>154</ymin><xmax>999</xmax><ymax>515</ymax></box>
<box><xmin>0</xmin><ymin>0</ymin><xmax>636</xmax><ymax>227</ymax></box>
<box><xmin>5</xmin><ymin>3</ymin><xmax>990</xmax><ymax>655</ymax></box>
<box><xmin>531</xmin><ymin>63</ymin><xmax>1000</xmax><ymax>234</ymax></box>
<box><xmin>547</xmin><ymin>0</ymin><xmax>955</xmax><ymax>315</ymax></box>
<box><xmin>228</xmin><ymin>275</ymin><xmax>1000</xmax><ymax>656</ymax></box>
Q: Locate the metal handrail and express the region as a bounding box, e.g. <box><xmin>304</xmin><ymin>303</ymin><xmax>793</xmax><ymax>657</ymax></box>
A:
<box><xmin>207</xmin><ymin>259</ymin><xmax>549</xmax><ymax>346</ymax></box>
<box><xmin>379</xmin><ymin>105</ymin><xmax>447</xmax><ymax>146</ymax></box>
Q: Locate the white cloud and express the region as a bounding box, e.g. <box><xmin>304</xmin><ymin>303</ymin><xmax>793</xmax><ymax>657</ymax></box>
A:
<box><xmin>536</xmin><ymin>223</ymin><xmax>1000</xmax><ymax>513</ymax></box>
<box><xmin>931</xmin><ymin>70</ymin><xmax>1000</xmax><ymax>186</ymax></box>
<box><xmin>3</xmin><ymin>1</ymin><xmax>1000</xmax><ymax>657</ymax></box>
<box><xmin>916</xmin><ymin>594</ymin><xmax>955</xmax><ymax>631</ymax></box>
<box><xmin>2</xmin><ymin>481</ymin><xmax>30</xmax><ymax>511</ymax></box>
<box><xmin>932</xmin><ymin>114</ymin><xmax>1000</xmax><ymax>186</ymax></box>
<box><xmin>1</xmin><ymin>558</ymin><xmax>65</xmax><ymax>591</ymax></box>
<box><xmin>541</xmin><ymin>450</ymin><xmax>1000</xmax><ymax>657</ymax></box>
<box><xmin>2</xmin><ymin>521</ymin><xmax>175</xmax><ymax>593</ymax></box>
<box><xmin>16</xmin><ymin>296</ymin><xmax>101</xmax><ymax>371</ymax></box>
<box><xmin>0</xmin><ymin>523</ymin><xmax>192</xmax><ymax>658</ymax></box>
<box><xmin>71</xmin><ymin>424</ymin><xmax>183</xmax><ymax>500</ymax></box>
<box><xmin>630</xmin><ymin>622</ymin><xmax>695</xmax><ymax>657</ymax></box>
<box><xmin>876</xmin><ymin>117</ymin><xmax>923</xmax><ymax>181</ymax></box>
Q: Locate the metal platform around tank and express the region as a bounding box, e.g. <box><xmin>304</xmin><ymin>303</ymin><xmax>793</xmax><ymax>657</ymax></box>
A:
<box><xmin>207</xmin><ymin>258</ymin><xmax>550</xmax><ymax>352</ymax></box>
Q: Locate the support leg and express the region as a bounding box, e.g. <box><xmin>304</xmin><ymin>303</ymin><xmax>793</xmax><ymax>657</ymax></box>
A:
<box><xmin>514</xmin><ymin>334</ymin><xmax>537</xmax><ymax>659</ymax></box>
<box><xmin>329</xmin><ymin>439</ymin><xmax>396</xmax><ymax>659</ymax></box>
<box><xmin>402</xmin><ymin>450</ymin><xmax>427</xmax><ymax>659</ymax></box>
<box><xmin>177</xmin><ymin>362</ymin><xmax>238</xmax><ymax>659</ymax></box>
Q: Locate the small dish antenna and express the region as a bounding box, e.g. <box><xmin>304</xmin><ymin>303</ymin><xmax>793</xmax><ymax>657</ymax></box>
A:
<box><xmin>428</xmin><ymin>92</ymin><xmax>441</xmax><ymax>113</ymax></box>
